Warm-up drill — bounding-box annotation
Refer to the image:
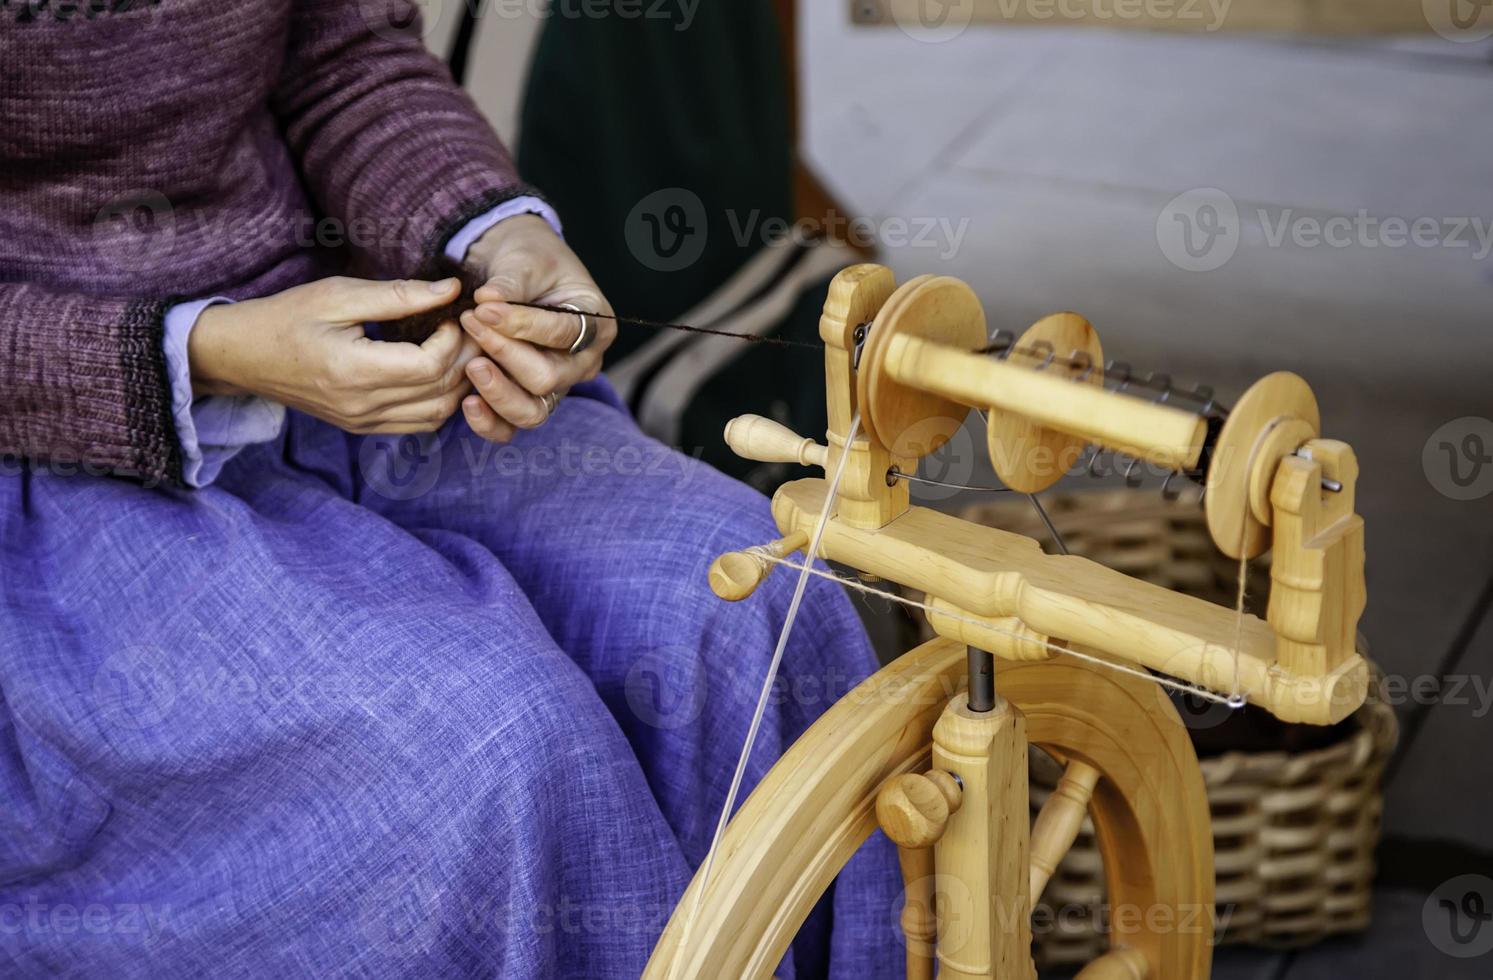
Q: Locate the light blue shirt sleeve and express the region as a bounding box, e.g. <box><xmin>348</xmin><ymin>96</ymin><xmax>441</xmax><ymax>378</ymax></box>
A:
<box><xmin>443</xmin><ymin>196</ymin><xmax>562</xmax><ymax>260</ymax></box>
<box><xmin>163</xmin><ymin>297</ymin><xmax>287</xmax><ymax>488</ymax></box>
<box><xmin>164</xmin><ymin>196</ymin><xmax>558</xmax><ymax>488</ymax></box>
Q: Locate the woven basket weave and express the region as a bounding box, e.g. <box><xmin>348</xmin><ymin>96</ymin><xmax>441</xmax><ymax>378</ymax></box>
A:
<box><xmin>951</xmin><ymin>491</ymin><xmax>1398</xmax><ymax>966</ymax></box>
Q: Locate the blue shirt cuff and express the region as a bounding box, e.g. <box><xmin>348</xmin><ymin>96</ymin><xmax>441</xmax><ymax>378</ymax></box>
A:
<box><xmin>443</xmin><ymin>195</ymin><xmax>563</xmax><ymax>261</ymax></box>
<box><xmin>163</xmin><ymin>298</ymin><xmax>287</xmax><ymax>488</ymax></box>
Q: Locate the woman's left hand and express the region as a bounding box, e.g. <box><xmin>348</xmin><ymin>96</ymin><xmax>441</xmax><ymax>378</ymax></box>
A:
<box><xmin>458</xmin><ymin>214</ymin><xmax>617</xmax><ymax>442</ymax></box>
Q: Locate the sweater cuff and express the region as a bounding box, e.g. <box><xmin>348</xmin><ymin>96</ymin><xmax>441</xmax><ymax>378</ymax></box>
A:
<box><xmin>164</xmin><ymin>298</ymin><xmax>287</xmax><ymax>488</ymax></box>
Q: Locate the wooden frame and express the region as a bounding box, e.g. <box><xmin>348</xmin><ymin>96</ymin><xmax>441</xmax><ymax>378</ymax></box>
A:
<box><xmin>650</xmin><ymin>264</ymin><xmax>1368</xmax><ymax>977</ymax></box>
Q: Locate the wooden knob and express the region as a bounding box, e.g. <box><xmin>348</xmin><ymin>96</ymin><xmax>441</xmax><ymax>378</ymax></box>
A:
<box><xmin>724</xmin><ymin>415</ymin><xmax>829</xmax><ymax>468</ymax></box>
<box><xmin>707</xmin><ymin>531</ymin><xmax>809</xmax><ymax>602</ymax></box>
<box><xmin>876</xmin><ymin>771</ymin><xmax>963</xmax><ymax>849</ymax></box>
<box><xmin>708</xmin><ymin>551</ymin><xmax>769</xmax><ymax>601</ymax></box>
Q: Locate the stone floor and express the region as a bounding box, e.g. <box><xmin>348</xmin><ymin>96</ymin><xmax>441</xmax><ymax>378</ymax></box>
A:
<box><xmin>802</xmin><ymin>12</ymin><xmax>1493</xmax><ymax>977</ymax></box>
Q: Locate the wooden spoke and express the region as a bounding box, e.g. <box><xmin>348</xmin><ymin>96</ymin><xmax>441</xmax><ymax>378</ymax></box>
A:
<box><xmin>1029</xmin><ymin>759</ymin><xmax>1101</xmax><ymax>901</ymax></box>
<box><xmin>1075</xmin><ymin>947</ymin><xmax>1151</xmax><ymax>980</ymax></box>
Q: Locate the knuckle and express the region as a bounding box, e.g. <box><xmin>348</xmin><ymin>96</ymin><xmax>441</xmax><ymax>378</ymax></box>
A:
<box><xmin>323</xmin><ymin>359</ymin><xmax>355</xmax><ymax>392</ymax></box>
<box><xmin>319</xmin><ymin>276</ymin><xmax>353</xmax><ymax>302</ymax></box>
<box><xmin>343</xmin><ymin>393</ymin><xmax>374</xmax><ymax>418</ymax></box>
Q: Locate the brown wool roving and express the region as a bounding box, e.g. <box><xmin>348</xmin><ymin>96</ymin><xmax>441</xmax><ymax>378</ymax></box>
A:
<box><xmin>375</xmin><ymin>255</ymin><xmax>488</xmax><ymax>345</ymax></box>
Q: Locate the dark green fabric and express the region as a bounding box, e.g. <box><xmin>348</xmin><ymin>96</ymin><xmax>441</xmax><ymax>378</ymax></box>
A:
<box><xmin>517</xmin><ymin>2</ymin><xmax>833</xmax><ymax>485</ymax></box>
<box><xmin>517</xmin><ymin>1</ymin><xmax>794</xmax><ymax>353</ymax></box>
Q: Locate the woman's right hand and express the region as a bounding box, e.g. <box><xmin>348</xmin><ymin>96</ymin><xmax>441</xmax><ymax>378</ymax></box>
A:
<box><xmin>188</xmin><ymin>276</ymin><xmax>477</xmax><ymax>434</ymax></box>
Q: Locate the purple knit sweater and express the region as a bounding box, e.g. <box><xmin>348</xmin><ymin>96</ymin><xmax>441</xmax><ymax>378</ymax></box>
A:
<box><xmin>0</xmin><ymin>0</ymin><xmax>537</xmax><ymax>485</ymax></box>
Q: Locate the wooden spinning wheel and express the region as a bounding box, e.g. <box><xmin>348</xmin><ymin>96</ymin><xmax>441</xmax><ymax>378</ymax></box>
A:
<box><xmin>646</xmin><ymin>264</ymin><xmax>1368</xmax><ymax>979</ymax></box>
<box><xmin>645</xmin><ymin>641</ymin><xmax>1213</xmax><ymax>979</ymax></box>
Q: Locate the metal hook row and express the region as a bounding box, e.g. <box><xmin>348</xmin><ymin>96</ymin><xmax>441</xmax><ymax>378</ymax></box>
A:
<box><xmin>983</xmin><ymin>330</ymin><xmax>1227</xmax><ymax>417</ymax></box>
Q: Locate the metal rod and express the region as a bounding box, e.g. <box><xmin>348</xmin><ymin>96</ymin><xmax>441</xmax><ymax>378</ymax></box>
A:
<box><xmin>887</xmin><ymin>466</ymin><xmax>1014</xmax><ymax>494</ymax></box>
<box><xmin>1027</xmin><ymin>493</ymin><xmax>1071</xmax><ymax>556</ymax></box>
<box><xmin>967</xmin><ymin>646</ymin><xmax>996</xmax><ymax>712</ymax></box>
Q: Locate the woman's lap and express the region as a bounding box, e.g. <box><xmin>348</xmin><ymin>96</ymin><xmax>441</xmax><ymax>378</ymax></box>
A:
<box><xmin>0</xmin><ymin>391</ymin><xmax>900</xmax><ymax>977</ymax></box>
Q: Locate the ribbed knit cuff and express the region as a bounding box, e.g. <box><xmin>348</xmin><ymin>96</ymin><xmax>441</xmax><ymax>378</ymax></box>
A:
<box><xmin>120</xmin><ymin>298</ymin><xmax>185</xmax><ymax>487</ymax></box>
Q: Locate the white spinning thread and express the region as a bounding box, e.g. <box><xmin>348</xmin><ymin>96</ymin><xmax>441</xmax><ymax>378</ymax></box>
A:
<box><xmin>1228</xmin><ymin>523</ymin><xmax>1252</xmax><ymax>707</ymax></box>
<box><xmin>670</xmin><ymin>414</ymin><xmax>863</xmax><ymax>979</ymax></box>
<box><xmin>753</xmin><ymin>554</ymin><xmax>1242</xmax><ymax>707</ymax></box>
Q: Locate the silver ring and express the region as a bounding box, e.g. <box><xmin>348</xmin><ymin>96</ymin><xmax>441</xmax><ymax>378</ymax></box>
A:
<box><xmin>540</xmin><ymin>391</ymin><xmax>559</xmax><ymax>419</ymax></box>
<box><xmin>558</xmin><ymin>303</ymin><xmax>597</xmax><ymax>355</ymax></box>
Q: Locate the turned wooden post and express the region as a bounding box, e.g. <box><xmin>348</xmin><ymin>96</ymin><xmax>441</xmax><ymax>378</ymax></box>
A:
<box><xmin>931</xmin><ymin>693</ymin><xmax>1034</xmax><ymax>980</ymax></box>
<box><xmin>876</xmin><ymin>770</ymin><xmax>963</xmax><ymax>980</ymax></box>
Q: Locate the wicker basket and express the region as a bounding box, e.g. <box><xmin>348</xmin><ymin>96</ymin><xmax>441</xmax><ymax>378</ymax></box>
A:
<box><xmin>950</xmin><ymin>491</ymin><xmax>1398</xmax><ymax>966</ymax></box>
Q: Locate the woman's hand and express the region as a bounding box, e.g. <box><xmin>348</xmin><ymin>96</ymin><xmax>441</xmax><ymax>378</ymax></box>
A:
<box><xmin>188</xmin><ymin>276</ymin><xmax>478</xmax><ymax>434</ymax></box>
<box><xmin>457</xmin><ymin>214</ymin><xmax>617</xmax><ymax>443</ymax></box>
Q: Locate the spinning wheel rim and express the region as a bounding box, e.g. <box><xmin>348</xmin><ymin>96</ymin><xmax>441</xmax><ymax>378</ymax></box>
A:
<box><xmin>644</xmin><ymin>638</ymin><xmax>1214</xmax><ymax>979</ymax></box>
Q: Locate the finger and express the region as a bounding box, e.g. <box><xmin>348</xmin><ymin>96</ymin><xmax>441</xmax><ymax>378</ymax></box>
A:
<box><xmin>461</xmin><ymin>310</ymin><xmax>592</xmax><ymax>398</ymax></box>
<box><xmin>319</xmin><ymin>275</ymin><xmax>462</xmax><ymax>325</ymax></box>
<box><xmin>461</xmin><ymin>394</ymin><xmax>515</xmax><ymax>444</ymax></box>
<box><xmin>351</xmin><ymin>320</ymin><xmax>469</xmax><ymax>389</ymax></box>
<box><xmin>470</xmin><ymin>300</ymin><xmax>591</xmax><ymax>351</ymax></box>
<box><xmin>465</xmin><ymin>356</ymin><xmax>550</xmax><ymax>430</ymax></box>
<box><xmin>372</xmin><ymin>382</ymin><xmax>471</xmax><ymax>432</ymax></box>
<box><xmin>471</xmin><ymin>265</ymin><xmax>535</xmax><ymax>308</ymax></box>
